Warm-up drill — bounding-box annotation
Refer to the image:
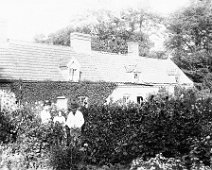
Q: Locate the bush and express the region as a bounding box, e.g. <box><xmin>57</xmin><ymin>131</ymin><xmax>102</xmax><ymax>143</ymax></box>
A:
<box><xmin>82</xmin><ymin>94</ymin><xmax>212</xmax><ymax>166</ymax></box>
<box><xmin>0</xmin><ymin>103</ymin><xmax>64</xmax><ymax>169</ymax></box>
<box><xmin>130</xmin><ymin>154</ymin><xmax>211</xmax><ymax>170</ymax></box>
<box><xmin>50</xmin><ymin>144</ymin><xmax>85</xmax><ymax>170</ymax></box>
<box><xmin>1</xmin><ymin>89</ymin><xmax>212</xmax><ymax>169</ymax></box>
<box><xmin>0</xmin><ymin>144</ymin><xmax>25</xmax><ymax>170</ymax></box>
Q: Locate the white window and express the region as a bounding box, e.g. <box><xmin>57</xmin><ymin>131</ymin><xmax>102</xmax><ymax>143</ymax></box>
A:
<box><xmin>67</xmin><ymin>59</ymin><xmax>81</xmax><ymax>82</ymax></box>
<box><xmin>69</xmin><ymin>68</ymin><xmax>77</xmax><ymax>81</ymax></box>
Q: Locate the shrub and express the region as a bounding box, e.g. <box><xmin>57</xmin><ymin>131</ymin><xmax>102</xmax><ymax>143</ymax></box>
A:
<box><xmin>1</xmin><ymin>90</ymin><xmax>212</xmax><ymax>169</ymax></box>
<box><xmin>130</xmin><ymin>154</ymin><xmax>211</xmax><ymax>170</ymax></box>
<box><xmin>50</xmin><ymin>144</ymin><xmax>85</xmax><ymax>170</ymax></box>
<box><xmin>0</xmin><ymin>144</ymin><xmax>25</xmax><ymax>170</ymax></box>
<box><xmin>0</xmin><ymin>103</ymin><xmax>64</xmax><ymax>169</ymax></box>
<box><xmin>82</xmin><ymin>95</ymin><xmax>212</xmax><ymax>166</ymax></box>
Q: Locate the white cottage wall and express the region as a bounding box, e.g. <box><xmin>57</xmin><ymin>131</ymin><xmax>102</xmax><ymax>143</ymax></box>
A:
<box><xmin>108</xmin><ymin>85</ymin><xmax>176</xmax><ymax>103</ymax></box>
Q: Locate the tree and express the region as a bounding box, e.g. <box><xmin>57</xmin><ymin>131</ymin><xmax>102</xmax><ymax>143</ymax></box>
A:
<box><xmin>165</xmin><ymin>0</ymin><xmax>212</xmax><ymax>90</ymax></box>
<box><xmin>35</xmin><ymin>9</ymin><xmax>162</xmax><ymax>56</ymax></box>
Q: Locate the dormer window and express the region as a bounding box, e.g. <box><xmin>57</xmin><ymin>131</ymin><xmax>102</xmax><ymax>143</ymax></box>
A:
<box><xmin>67</xmin><ymin>59</ymin><xmax>81</xmax><ymax>82</ymax></box>
<box><xmin>59</xmin><ymin>58</ymin><xmax>81</xmax><ymax>82</ymax></box>
<box><xmin>69</xmin><ymin>68</ymin><xmax>77</xmax><ymax>81</ymax></box>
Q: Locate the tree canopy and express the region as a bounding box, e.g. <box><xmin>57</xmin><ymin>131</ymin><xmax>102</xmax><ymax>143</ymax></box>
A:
<box><xmin>34</xmin><ymin>9</ymin><xmax>164</xmax><ymax>57</ymax></box>
<box><xmin>34</xmin><ymin>1</ymin><xmax>212</xmax><ymax>90</ymax></box>
<box><xmin>165</xmin><ymin>0</ymin><xmax>212</xmax><ymax>90</ymax></box>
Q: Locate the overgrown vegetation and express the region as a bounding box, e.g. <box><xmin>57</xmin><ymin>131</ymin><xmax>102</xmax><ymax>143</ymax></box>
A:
<box><xmin>34</xmin><ymin>8</ymin><xmax>163</xmax><ymax>57</ymax></box>
<box><xmin>1</xmin><ymin>80</ymin><xmax>116</xmax><ymax>105</ymax></box>
<box><xmin>165</xmin><ymin>0</ymin><xmax>212</xmax><ymax>91</ymax></box>
<box><xmin>0</xmin><ymin>89</ymin><xmax>212</xmax><ymax>169</ymax></box>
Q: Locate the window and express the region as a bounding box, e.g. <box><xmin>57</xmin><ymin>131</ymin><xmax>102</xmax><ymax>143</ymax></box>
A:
<box><xmin>69</xmin><ymin>68</ymin><xmax>77</xmax><ymax>81</ymax></box>
<box><xmin>69</xmin><ymin>68</ymin><xmax>72</xmax><ymax>80</ymax></box>
<box><xmin>123</xmin><ymin>95</ymin><xmax>130</xmax><ymax>104</ymax></box>
<box><xmin>79</xmin><ymin>71</ymin><xmax>82</xmax><ymax>81</ymax></box>
<box><xmin>68</xmin><ymin>60</ymin><xmax>80</xmax><ymax>81</ymax></box>
<box><xmin>137</xmin><ymin>96</ymin><xmax>143</xmax><ymax>105</ymax></box>
<box><xmin>72</xmin><ymin>69</ymin><xmax>76</xmax><ymax>80</ymax></box>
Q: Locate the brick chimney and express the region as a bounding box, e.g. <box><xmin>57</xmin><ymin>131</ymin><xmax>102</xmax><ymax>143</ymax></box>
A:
<box><xmin>0</xmin><ymin>20</ymin><xmax>8</xmax><ymax>47</ymax></box>
<box><xmin>70</xmin><ymin>32</ymin><xmax>91</xmax><ymax>54</ymax></box>
<box><xmin>127</xmin><ymin>41</ymin><xmax>139</xmax><ymax>56</ymax></box>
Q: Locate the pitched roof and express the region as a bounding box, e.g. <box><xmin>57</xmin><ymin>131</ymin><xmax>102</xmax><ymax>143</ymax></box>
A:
<box><xmin>0</xmin><ymin>41</ymin><xmax>71</xmax><ymax>81</ymax></box>
<box><xmin>0</xmin><ymin>40</ymin><xmax>193</xmax><ymax>86</ymax></box>
<box><xmin>74</xmin><ymin>51</ymin><xmax>193</xmax><ymax>85</ymax></box>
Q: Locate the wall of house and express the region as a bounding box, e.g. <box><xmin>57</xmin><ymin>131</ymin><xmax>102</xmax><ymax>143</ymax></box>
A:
<box><xmin>107</xmin><ymin>84</ymin><xmax>176</xmax><ymax>103</ymax></box>
<box><xmin>9</xmin><ymin>81</ymin><xmax>116</xmax><ymax>106</ymax></box>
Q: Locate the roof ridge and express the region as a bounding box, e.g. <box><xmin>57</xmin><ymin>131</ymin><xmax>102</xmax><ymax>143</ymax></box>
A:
<box><xmin>91</xmin><ymin>50</ymin><xmax>169</xmax><ymax>61</ymax></box>
<box><xmin>91</xmin><ymin>50</ymin><xmax>128</xmax><ymax>56</ymax></box>
<box><xmin>9</xmin><ymin>39</ymin><xmax>71</xmax><ymax>50</ymax></box>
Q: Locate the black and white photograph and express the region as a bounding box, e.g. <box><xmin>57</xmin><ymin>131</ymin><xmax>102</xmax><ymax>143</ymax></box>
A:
<box><xmin>0</xmin><ymin>0</ymin><xmax>211</xmax><ymax>169</ymax></box>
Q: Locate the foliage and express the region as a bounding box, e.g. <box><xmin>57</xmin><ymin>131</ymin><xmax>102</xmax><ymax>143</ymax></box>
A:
<box><xmin>82</xmin><ymin>92</ymin><xmax>212</xmax><ymax>166</ymax></box>
<box><xmin>9</xmin><ymin>80</ymin><xmax>116</xmax><ymax>105</ymax></box>
<box><xmin>1</xmin><ymin>89</ymin><xmax>212</xmax><ymax>169</ymax></box>
<box><xmin>165</xmin><ymin>0</ymin><xmax>212</xmax><ymax>90</ymax></box>
<box><xmin>0</xmin><ymin>102</ymin><xmax>65</xmax><ymax>169</ymax></box>
<box><xmin>50</xmin><ymin>143</ymin><xmax>85</xmax><ymax>170</ymax></box>
<box><xmin>0</xmin><ymin>144</ymin><xmax>25</xmax><ymax>170</ymax></box>
<box><xmin>130</xmin><ymin>153</ymin><xmax>211</xmax><ymax>170</ymax></box>
<box><xmin>0</xmin><ymin>112</ymin><xmax>15</xmax><ymax>143</ymax></box>
<box><xmin>35</xmin><ymin>9</ymin><xmax>162</xmax><ymax>56</ymax></box>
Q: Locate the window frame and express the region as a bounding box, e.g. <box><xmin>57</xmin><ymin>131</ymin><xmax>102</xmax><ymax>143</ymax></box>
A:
<box><xmin>123</xmin><ymin>94</ymin><xmax>130</xmax><ymax>104</ymax></box>
<box><xmin>137</xmin><ymin>96</ymin><xmax>143</xmax><ymax>105</ymax></box>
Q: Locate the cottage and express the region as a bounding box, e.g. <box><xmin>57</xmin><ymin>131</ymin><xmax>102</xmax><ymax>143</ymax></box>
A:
<box><xmin>0</xmin><ymin>26</ymin><xmax>193</xmax><ymax>106</ymax></box>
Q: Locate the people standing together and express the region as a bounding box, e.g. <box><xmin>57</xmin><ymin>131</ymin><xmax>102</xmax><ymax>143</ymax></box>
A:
<box><xmin>39</xmin><ymin>99</ymin><xmax>85</xmax><ymax>146</ymax></box>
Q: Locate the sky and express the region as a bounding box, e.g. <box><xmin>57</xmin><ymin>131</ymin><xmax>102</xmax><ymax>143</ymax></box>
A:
<box><xmin>0</xmin><ymin>0</ymin><xmax>190</xmax><ymax>41</ymax></box>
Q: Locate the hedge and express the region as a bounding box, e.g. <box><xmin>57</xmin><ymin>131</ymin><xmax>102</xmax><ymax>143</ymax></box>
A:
<box><xmin>0</xmin><ymin>80</ymin><xmax>116</xmax><ymax>105</ymax></box>
<box><xmin>82</xmin><ymin>95</ymin><xmax>212</xmax><ymax>166</ymax></box>
<box><xmin>1</xmin><ymin>89</ymin><xmax>212</xmax><ymax>169</ymax></box>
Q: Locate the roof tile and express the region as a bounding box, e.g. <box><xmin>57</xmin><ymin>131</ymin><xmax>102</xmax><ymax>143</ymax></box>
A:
<box><xmin>0</xmin><ymin>41</ymin><xmax>193</xmax><ymax>85</ymax></box>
